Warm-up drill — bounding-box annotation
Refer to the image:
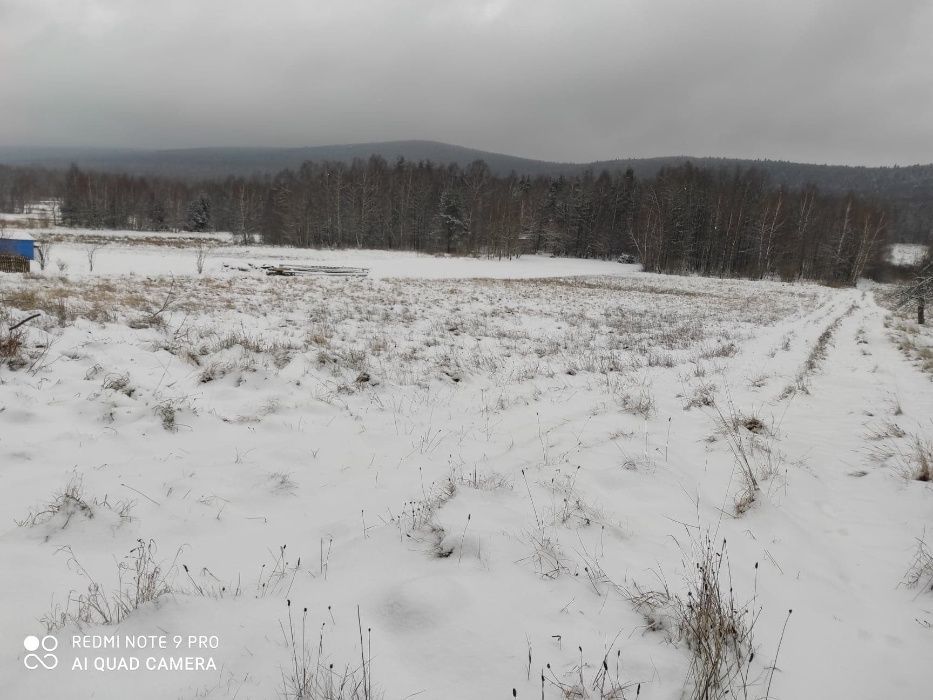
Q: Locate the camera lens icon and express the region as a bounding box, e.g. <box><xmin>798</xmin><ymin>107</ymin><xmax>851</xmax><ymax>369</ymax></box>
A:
<box><xmin>24</xmin><ymin>635</ymin><xmax>58</xmax><ymax>670</ymax></box>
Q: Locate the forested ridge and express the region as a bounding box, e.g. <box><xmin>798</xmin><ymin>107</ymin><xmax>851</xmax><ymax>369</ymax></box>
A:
<box><xmin>0</xmin><ymin>157</ymin><xmax>896</xmax><ymax>285</ymax></box>
<box><xmin>2</xmin><ymin>141</ymin><xmax>930</xmax><ymax>243</ymax></box>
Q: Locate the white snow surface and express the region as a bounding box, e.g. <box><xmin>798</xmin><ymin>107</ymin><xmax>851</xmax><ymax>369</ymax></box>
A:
<box><xmin>81</xmin><ymin>243</ymin><xmax>631</xmax><ymax>279</ymax></box>
<box><xmin>0</xmin><ymin>231</ymin><xmax>35</xmax><ymax>241</ymax></box>
<box><xmin>2</xmin><ymin>225</ymin><xmax>632</xmax><ymax>279</ymax></box>
<box><xmin>0</xmin><ymin>233</ymin><xmax>932</xmax><ymax>699</ymax></box>
<box><xmin>888</xmin><ymin>243</ymin><xmax>929</xmax><ymax>267</ymax></box>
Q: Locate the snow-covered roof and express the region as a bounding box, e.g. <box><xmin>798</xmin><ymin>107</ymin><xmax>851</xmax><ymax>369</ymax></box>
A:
<box><xmin>0</xmin><ymin>231</ymin><xmax>34</xmax><ymax>241</ymax></box>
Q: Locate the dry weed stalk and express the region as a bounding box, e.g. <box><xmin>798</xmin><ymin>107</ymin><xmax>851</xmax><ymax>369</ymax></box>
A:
<box><xmin>280</xmin><ymin>600</ymin><xmax>378</xmax><ymax>700</ymax></box>
<box><xmin>625</xmin><ymin>535</ymin><xmax>772</xmax><ymax>700</ymax></box>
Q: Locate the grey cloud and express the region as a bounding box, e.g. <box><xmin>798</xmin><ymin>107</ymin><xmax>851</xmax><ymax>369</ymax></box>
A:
<box><xmin>0</xmin><ymin>0</ymin><xmax>930</xmax><ymax>164</ymax></box>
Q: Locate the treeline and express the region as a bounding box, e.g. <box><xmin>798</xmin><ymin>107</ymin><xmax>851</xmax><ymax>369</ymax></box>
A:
<box><xmin>1</xmin><ymin>158</ymin><xmax>888</xmax><ymax>285</ymax></box>
<box><xmin>0</xmin><ymin>164</ymin><xmax>56</xmax><ymax>214</ymax></box>
<box><xmin>632</xmin><ymin>164</ymin><xmax>886</xmax><ymax>285</ymax></box>
<box><xmin>3</xmin><ymin>145</ymin><xmax>931</xmax><ymax>243</ymax></box>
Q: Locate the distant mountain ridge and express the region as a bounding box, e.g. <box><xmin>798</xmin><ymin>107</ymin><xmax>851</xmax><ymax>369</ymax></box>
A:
<box><xmin>2</xmin><ymin>140</ymin><xmax>932</xmax><ymax>240</ymax></box>
<box><xmin>1</xmin><ymin>139</ymin><xmax>930</xmax><ymax>180</ymax></box>
<box><xmin>0</xmin><ymin>141</ymin><xmax>570</xmax><ymax>178</ymax></box>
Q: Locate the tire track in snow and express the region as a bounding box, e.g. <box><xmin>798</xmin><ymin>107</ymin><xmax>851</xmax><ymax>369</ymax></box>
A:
<box><xmin>732</xmin><ymin>291</ymin><xmax>933</xmax><ymax>699</ymax></box>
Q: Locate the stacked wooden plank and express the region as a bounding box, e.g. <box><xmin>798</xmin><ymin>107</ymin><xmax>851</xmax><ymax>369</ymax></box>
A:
<box><xmin>261</xmin><ymin>263</ymin><xmax>369</xmax><ymax>277</ymax></box>
<box><xmin>221</xmin><ymin>262</ymin><xmax>370</xmax><ymax>277</ymax></box>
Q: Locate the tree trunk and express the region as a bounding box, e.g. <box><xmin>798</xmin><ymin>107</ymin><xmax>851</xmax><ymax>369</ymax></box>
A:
<box><xmin>919</xmin><ymin>295</ymin><xmax>925</xmax><ymax>325</ymax></box>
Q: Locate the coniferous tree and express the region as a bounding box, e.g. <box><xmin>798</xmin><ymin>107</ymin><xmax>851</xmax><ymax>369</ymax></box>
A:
<box><xmin>437</xmin><ymin>187</ymin><xmax>467</xmax><ymax>254</ymax></box>
<box><xmin>185</xmin><ymin>193</ymin><xmax>212</xmax><ymax>232</ymax></box>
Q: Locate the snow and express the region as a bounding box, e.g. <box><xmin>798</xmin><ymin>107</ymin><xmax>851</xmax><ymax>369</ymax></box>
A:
<box><xmin>0</xmin><ymin>231</ymin><xmax>35</xmax><ymax>241</ymax></box>
<box><xmin>1</xmin><ymin>232</ymin><xmax>932</xmax><ymax>699</ymax></box>
<box><xmin>888</xmin><ymin>243</ymin><xmax>929</xmax><ymax>267</ymax></box>
<box><xmin>7</xmin><ymin>226</ymin><xmax>635</xmax><ymax>279</ymax></box>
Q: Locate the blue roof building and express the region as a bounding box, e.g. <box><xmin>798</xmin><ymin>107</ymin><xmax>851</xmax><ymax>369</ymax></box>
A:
<box><xmin>0</xmin><ymin>233</ymin><xmax>35</xmax><ymax>261</ymax></box>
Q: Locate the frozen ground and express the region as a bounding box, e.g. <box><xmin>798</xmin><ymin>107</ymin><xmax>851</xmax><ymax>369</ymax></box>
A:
<box><xmin>1</xmin><ymin>232</ymin><xmax>932</xmax><ymax>699</ymax></box>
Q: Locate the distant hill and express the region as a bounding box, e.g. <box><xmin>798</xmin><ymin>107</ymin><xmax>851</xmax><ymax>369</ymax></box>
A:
<box><xmin>2</xmin><ymin>140</ymin><xmax>931</xmax><ymax>183</ymax></box>
<box><xmin>0</xmin><ymin>141</ymin><xmax>570</xmax><ymax>178</ymax></box>
<box><xmin>2</xmin><ymin>140</ymin><xmax>931</xmax><ymax>240</ymax></box>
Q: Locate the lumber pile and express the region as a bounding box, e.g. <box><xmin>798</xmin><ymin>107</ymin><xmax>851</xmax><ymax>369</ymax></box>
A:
<box><xmin>222</xmin><ymin>262</ymin><xmax>369</xmax><ymax>277</ymax></box>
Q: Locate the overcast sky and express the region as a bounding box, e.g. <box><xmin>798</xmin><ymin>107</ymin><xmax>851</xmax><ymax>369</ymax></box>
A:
<box><xmin>1</xmin><ymin>0</ymin><xmax>931</xmax><ymax>165</ymax></box>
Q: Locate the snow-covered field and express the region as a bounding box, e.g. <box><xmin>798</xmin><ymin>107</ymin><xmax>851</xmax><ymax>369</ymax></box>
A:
<box><xmin>8</xmin><ymin>225</ymin><xmax>631</xmax><ymax>279</ymax></box>
<box><xmin>1</xmin><ymin>232</ymin><xmax>932</xmax><ymax>699</ymax></box>
<box><xmin>888</xmin><ymin>243</ymin><xmax>929</xmax><ymax>268</ymax></box>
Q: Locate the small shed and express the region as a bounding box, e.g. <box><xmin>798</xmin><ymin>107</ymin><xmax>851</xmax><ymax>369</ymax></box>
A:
<box><xmin>0</xmin><ymin>232</ymin><xmax>35</xmax><ymax>261</ymax></box>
